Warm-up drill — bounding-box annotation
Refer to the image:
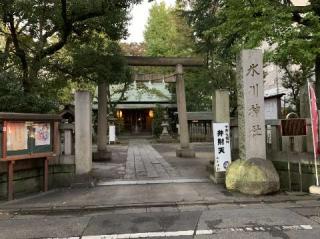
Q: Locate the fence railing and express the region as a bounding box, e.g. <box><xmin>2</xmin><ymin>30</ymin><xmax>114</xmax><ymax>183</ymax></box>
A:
<box><xmin>189</xmin><ymin>118</ymin><xmax>315</xmax><ymax>161</ymax></box>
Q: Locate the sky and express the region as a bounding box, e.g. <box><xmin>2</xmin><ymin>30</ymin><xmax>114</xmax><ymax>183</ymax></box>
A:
<box><xmin>124</xmin><ymin>0</ymin><xmax>176</xmax><ymax>43</ymax></box>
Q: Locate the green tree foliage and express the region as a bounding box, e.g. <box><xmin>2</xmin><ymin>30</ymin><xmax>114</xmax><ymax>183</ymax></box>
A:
<box><xmin>143</xmin><ymin>1</ymin><xmax>212</xmax><ymax>111</ymax></box>
<box><xmin>0</xmin><ymin>0</ymin><xmax>141</xmax><ymax>112</ymax></box>
<box><xmin>152</xmin><ymin>104</ymin><xmax>164</xmax><ymax>137</ymax></box>
<box><xmin>52</xmin><ymin>32</ymin><xmax>133</xmax><ymax>108</ymax></box>
<box><xmin>144</xmin><ymin>1</ymin><xmax>194</xmax><ymax>57</ymax></box>
<box><xmin>185</xmin><ymin>0</ymin><xmax>320</xmax><ymax>109</ymax></box>
<box><xmin>281</xmin><ymin>65</ymin><xmax>313</xmax><ymax>114</ymax></box>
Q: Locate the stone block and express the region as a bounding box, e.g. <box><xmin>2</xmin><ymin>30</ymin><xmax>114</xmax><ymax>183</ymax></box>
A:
<box><xmin>212</xmin><ymin>89</ymin><xmax>230</xmax><ymax>123</ymax></box>
<box><xmin>226</xmin><ymin>158</ymin><xmax>280</xmax><ymax>195</ymax></box>
<box><xmin>176</xmin><ymin>148</ymin><xmax>195</xmax><ymax>158</ymax></box>
<box><xmin>207</xmin><ymin>163</ymin><xmax>226</xmax><ymax>184</ymax></box>
<box><xmin>210</xmin><ymin>173</ymin><xmax>225</xmax><ymax>184</ymax></box>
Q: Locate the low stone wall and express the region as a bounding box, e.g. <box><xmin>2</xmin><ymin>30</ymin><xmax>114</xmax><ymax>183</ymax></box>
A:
<box><xmin>272</xmin><ymin>160</ymin><xmax>318</xmax><ymax>192</ymax></box>
<box><xmin>0</xmin><ymin>163</ymin><xmax>75</xmax><ymax>199</ymax></box>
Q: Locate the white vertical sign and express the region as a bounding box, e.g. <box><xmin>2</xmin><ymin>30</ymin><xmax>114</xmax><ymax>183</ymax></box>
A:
<box><xmin>213</xmin><ymin>123</ymin><xmax>231</xmax><ymax>172</ymax></box>
<box><xmin>109</xmin><ymin>125</ymin><xmax>116</xmax><ymax>144</ymax></box>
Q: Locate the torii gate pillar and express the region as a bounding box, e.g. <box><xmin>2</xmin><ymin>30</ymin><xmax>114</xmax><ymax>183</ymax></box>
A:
<box><xmin>94</xmin><ymin>81</ymin><xmax>112</xmax><ymax>161</ymax></box>
<box><xmin>175</xmin><ymin>64</ymin><xmax>195</xmax><ymax>158</ymax></box>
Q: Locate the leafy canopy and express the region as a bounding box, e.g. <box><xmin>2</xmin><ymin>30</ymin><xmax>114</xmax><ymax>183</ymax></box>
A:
<box><xmin>143</xmin><ymin>1</ymin><xmax>212</xmax><ymax>111</ymax></box>
<box><xmin>0</xmin><ymin>0</ymin><xmax>141</xmax><ymax>112</ymax></box>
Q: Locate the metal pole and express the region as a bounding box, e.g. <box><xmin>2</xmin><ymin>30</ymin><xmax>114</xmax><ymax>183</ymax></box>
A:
<box><xmin>308</xmin><ymin>81</ymin><xmax>319</xmax><ymax>186</ymax></box>
<box><xmin>288</xmin><ymin>161</ymin><xmax>291</xmax><ymax>192</ymax></box>
<box><xmin>299</xmin><ymin>160</ymin><xmax>303</xmax><ymax>192</ymax></box>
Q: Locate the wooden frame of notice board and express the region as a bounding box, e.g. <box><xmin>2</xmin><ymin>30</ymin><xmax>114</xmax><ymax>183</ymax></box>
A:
<box><xmin>0</xmin><ymin>113</ymin><xmax>61</xmax><ymax>200</ymax></box>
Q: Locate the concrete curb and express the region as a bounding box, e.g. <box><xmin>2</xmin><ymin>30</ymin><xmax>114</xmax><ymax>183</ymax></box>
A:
<box><xmin>1</xmin><ymin>195</ymin><xmax>319</xmax><ymax>215</ymax></box>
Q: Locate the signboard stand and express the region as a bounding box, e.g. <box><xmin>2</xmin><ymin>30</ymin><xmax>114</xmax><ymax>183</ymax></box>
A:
<box><xmin>109</xmin><ymin>125</ymin><xmax>116</xmax><ymax>144</ymax></box>
<box><xmin>212</xmin><ymin>123</ymin><xmax>231</xmax><ymax>173</ymax></box>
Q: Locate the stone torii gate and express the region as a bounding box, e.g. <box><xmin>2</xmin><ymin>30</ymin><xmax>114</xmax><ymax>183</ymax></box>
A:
<box><xmin>96</xmin><ymin>56</ymin><xmax>204</xmax><ymax>160</ymax></box>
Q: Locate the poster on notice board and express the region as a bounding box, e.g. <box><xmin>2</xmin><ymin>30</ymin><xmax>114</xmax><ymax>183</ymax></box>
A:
<box><xmin>7</xmin><ymin>122</ymin><xmax>28</xmax><ymax>151</ymax></box>
<box><xmin>34</xmin><ymin>123</ymin><xmax>51</xmax><ymax>146</ymax></box>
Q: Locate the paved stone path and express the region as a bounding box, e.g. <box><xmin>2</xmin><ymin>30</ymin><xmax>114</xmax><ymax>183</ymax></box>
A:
<box><xmin>124</xmin><ymin>139</ymin><xmax>179</xmax><ymax>180</ymax></box>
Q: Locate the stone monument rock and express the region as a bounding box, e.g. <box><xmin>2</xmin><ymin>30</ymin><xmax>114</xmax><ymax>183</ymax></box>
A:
<box><xmin>226</xmin><ymin>49</ymin><xmax>280</xmax><ymax>195</ymax></box>
<box><xmin>226</xmin><ymin>158</ymin><xmax>280</xmax><ymax>195</ymax></box>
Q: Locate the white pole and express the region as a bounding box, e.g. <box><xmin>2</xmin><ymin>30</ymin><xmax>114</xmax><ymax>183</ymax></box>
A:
<box><xmin>308</xmin><ymin>81</ymin><xmax>319</xmax><ymax>186</ymax></box>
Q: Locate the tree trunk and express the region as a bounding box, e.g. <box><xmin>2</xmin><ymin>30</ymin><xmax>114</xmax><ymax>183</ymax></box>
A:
<box><xmin>97</xmin><ymin>81</ymin><xmax>108</xmax><ymax>152</ymax></box>
<box><xmin>22</xmin><ymin>68</ymin><xmax>32</xmax><ymax>93</ymax></box>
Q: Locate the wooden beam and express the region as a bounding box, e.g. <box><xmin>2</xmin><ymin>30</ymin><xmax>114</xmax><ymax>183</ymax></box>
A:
<box><xmin>125</xmin><ymin>56</ymin><xmax>205</xmax><ymax>67</ymax></box>
<box><xmin>0</xmin><ymin>113</ymin><xmax>61</xmax><ymax>121</ymax></box>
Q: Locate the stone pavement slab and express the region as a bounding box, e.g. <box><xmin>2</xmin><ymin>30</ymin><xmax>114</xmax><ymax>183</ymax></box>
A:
<box><xmin>125</xmin><ymin>140</ymin><xmax>179</xmax><ymax>180</ymax></box>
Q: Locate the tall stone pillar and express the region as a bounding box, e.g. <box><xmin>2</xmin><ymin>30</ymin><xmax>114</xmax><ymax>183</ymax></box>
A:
<box><xmin>175</xmin><ymin>64</ymin><xmax>195</xmax><ymax>158</ymax></box>
<box><xmin>75</xmin><ymin>91</ymin><xmax>92</xmax><ymax>175</ymax></box>
<box><xmin>225</xmin><ymin>50</ymin><xmax>279</xmax><ymax>195</ymax></box>
<box><xmin>237</xmin><ymin>49</ymin><xmax>266</xmax><ymax>160</ymax></box>
<box><xmin>213</xmin><ymin>90</ymin><xmax>230</xmax><ymax>123</ymax></box>
<box><xmin>210</xmin><ymin>89</ymin><xmax>230</xmax><ymax>184</ymax></box>
<box><xmin>94</xmin><ymin>81</ymin><xmax>111</xmax><ymax>161</ymax></box>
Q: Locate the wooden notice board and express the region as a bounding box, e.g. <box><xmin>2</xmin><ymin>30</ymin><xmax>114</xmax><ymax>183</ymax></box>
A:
<box><xmin>0</xmin><ymin>112</ymin><xmax>61</xmax><ymax>200</ymax></box>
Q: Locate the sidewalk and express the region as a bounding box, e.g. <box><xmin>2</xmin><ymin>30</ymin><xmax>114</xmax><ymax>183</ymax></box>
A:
<box><xmin>1</xmin><ymin>140</ymin><xmax>320</xmax><ymax>214</ymax></box>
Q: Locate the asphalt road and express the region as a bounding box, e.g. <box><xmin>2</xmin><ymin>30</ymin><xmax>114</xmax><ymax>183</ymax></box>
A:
<box><xmin>1</xmin><ymin>203</ymin><xmax>320</xmax><ymax>239</ymax></box>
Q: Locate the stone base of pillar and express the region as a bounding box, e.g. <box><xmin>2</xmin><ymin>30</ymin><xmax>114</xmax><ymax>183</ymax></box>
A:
<box><xmin>93</xmin><ymin>150</ymin><xmax>112</xmax><ymax>162</ymax></box>
<box><xmin>207</xmin><ymin>162</ymin><xmax>226</xmax><ymax>184</ymax></box>
<box><xmin>210</xmin><ymin>171</ymin><xmax>226</xmax><ymax>184</ymax></box>
<box><xmin>176</xmin><ymin>148</ymin><xmax>195</xmax><ymax>158</ymax></box>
